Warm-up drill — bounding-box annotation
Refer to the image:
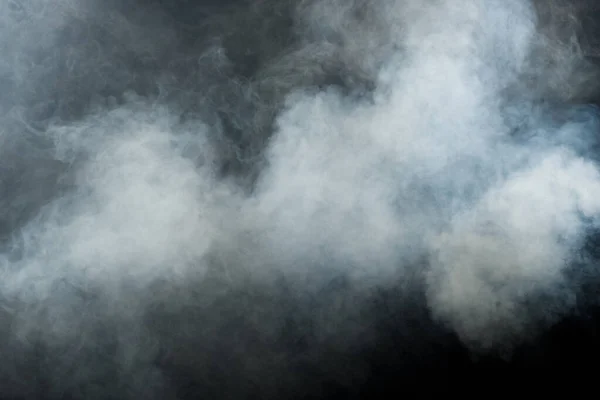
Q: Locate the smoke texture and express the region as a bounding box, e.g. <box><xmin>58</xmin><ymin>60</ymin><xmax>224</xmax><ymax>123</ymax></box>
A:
<box><xmin>2</xmin><ymin>0</ymin><xmax>600</xmax><ymax>398</ymax></box>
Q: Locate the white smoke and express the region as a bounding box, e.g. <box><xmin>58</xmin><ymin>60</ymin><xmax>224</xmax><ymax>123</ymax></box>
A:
<box><xmin>1</xmin><ymin>0</ymin><xmax>599</xmax><ymax>396</ymax></box>
<box><xmin>253</xmin><ymin>0</ymin><xmax>600</xmax><ymax>349</ymax></box>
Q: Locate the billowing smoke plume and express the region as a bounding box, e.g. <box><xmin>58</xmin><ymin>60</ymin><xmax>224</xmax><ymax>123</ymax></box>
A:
<box><xmin>1</xmin><ymin>0</ymin><xmax>600</xmax><ymax>398</ymax></box>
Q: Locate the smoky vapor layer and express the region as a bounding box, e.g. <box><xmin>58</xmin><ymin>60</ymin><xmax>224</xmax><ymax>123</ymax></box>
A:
<box><xmin>1</xmin><ymin>0</ymin><xmax>600</xmax><ymax>398</ymax></box>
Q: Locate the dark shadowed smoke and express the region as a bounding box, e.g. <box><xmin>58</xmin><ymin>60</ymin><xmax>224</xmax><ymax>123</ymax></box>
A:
<box><xmin>2</xmin><ymin>0</ymin><xmax>600</xmax><ymax>398</ymax></box>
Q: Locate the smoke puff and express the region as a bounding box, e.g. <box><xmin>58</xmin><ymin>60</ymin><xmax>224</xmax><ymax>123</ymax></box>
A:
<box><xmin>428</xmin><ymin>150</ymin><xmax>600</xmax><ymax>348</ymax></box>
<box><xmin>251</xmin><ymin>0</ymin><xmax>600</xmax><ymax>350</ymax></box>
<box><xmin>1</xmin><ymin>0</ymin><xmax>600</xmax><ymax>397</ymax></box>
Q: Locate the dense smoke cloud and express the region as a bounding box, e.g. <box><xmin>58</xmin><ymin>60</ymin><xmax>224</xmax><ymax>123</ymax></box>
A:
<box><xmin>1</xmin><ymin>0</ymin><xmax>600</xmax><ymax>398</ymax></box>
